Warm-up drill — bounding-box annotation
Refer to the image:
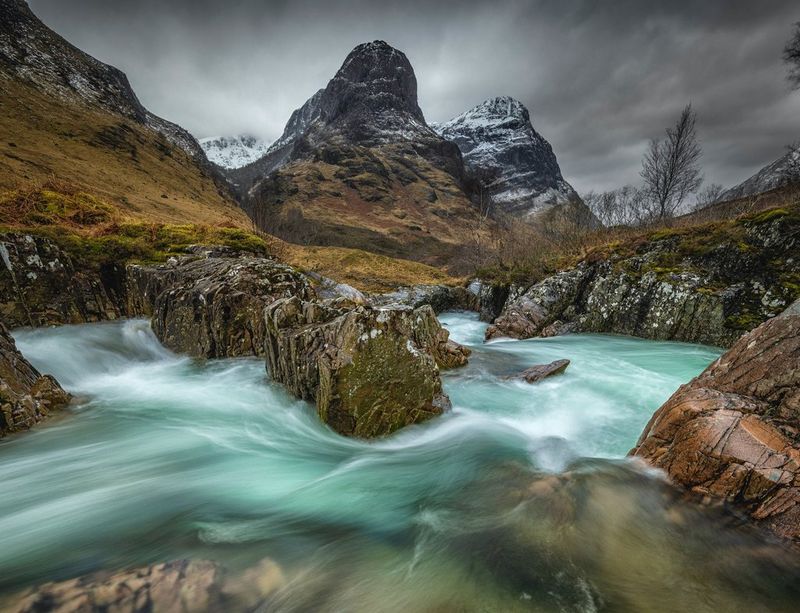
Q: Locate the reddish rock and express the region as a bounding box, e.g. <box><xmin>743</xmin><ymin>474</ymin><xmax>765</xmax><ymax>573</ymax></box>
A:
<box><xmin>631</xmin><ymin>299</ymin><xmax>800</xmax><ymax>544</ymax></box>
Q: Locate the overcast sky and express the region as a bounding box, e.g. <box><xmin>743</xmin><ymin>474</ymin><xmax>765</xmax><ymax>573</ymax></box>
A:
<box><xmin>27</xmin><ymin>0</ymin><xmax>800</xmax><ymax>193</ymax></box>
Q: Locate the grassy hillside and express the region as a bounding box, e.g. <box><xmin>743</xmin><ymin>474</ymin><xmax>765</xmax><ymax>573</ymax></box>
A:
<box><xmin>248</xmin><ymin>143</ymin><xmax>492</xmax><ymax>269</ymax></box>
<box><xmin>0</xmin><ymin>78</ymin><xmax>249</xmax><ymax>227</ymax></box>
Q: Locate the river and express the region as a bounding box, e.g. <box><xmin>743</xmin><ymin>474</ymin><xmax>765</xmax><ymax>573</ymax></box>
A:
<box><xmin>1</xmin><ymin>312</ymin><xmax>798</xmax><ymax>611</ymax></box>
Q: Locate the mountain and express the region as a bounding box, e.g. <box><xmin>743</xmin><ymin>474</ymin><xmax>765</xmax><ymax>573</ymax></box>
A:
<box><xmin>432</xmin><ymin>96</ymin><xmax>579</xmax><ymax>218</ymax></box>
<box><xmin>231</xmin><ymin>41</ymin><xmax>486</xmax><ymax>268</ymax></box>
<box><xmin>199</xmin><ymin>135</ymin><xmax>270</xmax><ymax>169</ymax></box>
<box><xmin>720</xmin><ymin>146</ymin><xmax>800</xmax><ymax>202</ymax></box>
<box><xmin>0</xmin><ymin>0</ymin><xmax>247</xmax><ymax>227</ymax></box>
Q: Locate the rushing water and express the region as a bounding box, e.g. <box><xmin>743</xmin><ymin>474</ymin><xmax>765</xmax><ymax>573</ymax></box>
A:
<box><xmin>1</xmin><ymin>312</ymin><xmax>799</xmax><ymax>611</ymax></box>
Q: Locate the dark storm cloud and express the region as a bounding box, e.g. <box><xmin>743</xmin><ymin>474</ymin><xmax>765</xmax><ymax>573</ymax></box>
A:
<box><xmin>27</xmin><ymin>0</ymin><xmax>800</xmax><ymax>192</ymax></box>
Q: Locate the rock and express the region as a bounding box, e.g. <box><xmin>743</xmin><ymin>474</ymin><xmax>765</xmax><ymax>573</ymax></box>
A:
<box><xmin>631</xmin><ymin>299</ymin><xmax>800</xmax><ymax>545</ymax></box>
<box><xmin>507</xmin><ymin>359</ymin><xmax>570</xmax><ymax>384</ymax></box>
<box><xmin>0</xmin><ymin>233</ymin><xmax>123</xmax><ymax>328</ymax></box>
<box><xmin>467</xmin><ymin>280</ymin><xmax>510</xmax><ymax>323</ymax></box>
<box><xmin>264</xmin><ymin>298</ymin><xmax>465</xmax><ymax>437</ymax></box>
<box><xmin>1</xmin><ymin>557</ymin><xmax>288</xmax><ymax>613</ymax></box>
<box><xmin>127</xmin><ymin>246</ymin><xmax>314</xmax><ymax>358</ymax></box>
<box><xmin>485</xmin><ymin>210</ymin><xmax>800</xmax><ymax>346</ymax></box>
<box><xmin>0</xmin><ymin>322</ymin><xmax>70</xmax><ymax>437</ymax></box>
<box><xmin>305</xmin><ymin>272</ymin><xmax>367</xmax><ymax>306</ymax></box>
<box><xmin>368</xmin><ymin>284</ymin><xmax>474</xmax><ymax>314</ymax></box>
<box><xmin>3</xmin><ymin>560</ymin><xmax>222</xmax><ymax>613</ymax></box>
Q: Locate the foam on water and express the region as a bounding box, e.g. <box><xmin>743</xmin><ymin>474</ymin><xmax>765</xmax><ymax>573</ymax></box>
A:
<box><xmin>2</xmin><ymin>314</ymin><xmax>799</xmax><ymax>611</ymax></box>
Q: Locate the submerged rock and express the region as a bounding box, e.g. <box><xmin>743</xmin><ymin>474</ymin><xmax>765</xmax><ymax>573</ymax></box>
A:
<box><xmin>127</xmin><ymin>247</ymin><xmax>314</xmax><ymax>358</ymax></box>
<box><xmin>264</xmin><ymin>298</ymin><xmax>466</xmax><ymax>437</ymax></box>
<box><xmin>506</xmin><ymin>359</ymin><xmax>570</xmax><ymax>384</ymax></box>
<box><xmin>1</xmin><ymin>557</ymin><xmax>286</xmax><ymax>613</ymax></box>
<box><xmin>631</xmin><ymin>299</ymin><xmax>800</xmax><ymax>545</ymax></box>
<box><xmin>0</xmin><ymin>322</ymin><xmax>70</xmax><ymax>437</ymax></box>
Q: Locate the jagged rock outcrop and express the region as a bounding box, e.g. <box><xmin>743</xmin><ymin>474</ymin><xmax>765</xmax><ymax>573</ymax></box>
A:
<box><xmin>1</xmin><ymin>322</ymin><xmax>70</xmax><ymax>436</ymax></box>
<box><xmin>264</xmin><ymin>298</ymin><xmax>467</xmax><ymax>437</ymax></box>
<box><xmin>467</xmin><ymin>280</ymin><xmax>511</xmax><ymax>322</ymax></box>
<box><xmin>720</xmin><ymin>147</ymin><xmax>800</xmax><ymax>202</ymax></box>
<box><xmin>0</xmin><ymin>233</ymin><xmax>124</xmax><ymax>327</ymax></box>
<box><xmin>486</xmin><ymin>208</ymin><xmax>800</xmax><ymax>346</ymax></box>
<box><xmin>433</xmin><ymin>96</ymin><xmax>581</xmax><ymax>218</ymax></box>
<box><xmin>127</xmin><ymin>247</ymin><xmax>314</xmax><ymax>358</ymax></box>
<box><xmin>631</xmin><ymin>299</ymin><xmax>800</xmax><ymax>545</ymax></box>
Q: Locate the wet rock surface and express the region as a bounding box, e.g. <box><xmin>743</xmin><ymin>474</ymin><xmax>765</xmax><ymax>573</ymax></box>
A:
<box><xmin>368</xmin><ymin>284</ymin><xmax>475</xmax><ymax>314</ymax></box>
<box><xmin>506</xmin><ymin>359</ymin><xmax>570</xmax><ymax>384</ymax></box>
<box><xmin>631</xmin><ymin>299</ymin><xmax>800</xmax><ymax>545</ymax></box>
<box><xmin>264</xmin><ymin>298</ymin><xmax>466</xmax><ymax>437</ymax></box>
<box><xmin>0</xmin><ymin>233</ymin><xmax>123</xmax><ymax>328</ymax></box>
<box><xmin>486</xmin><ymin>212</ymin><xmax>800</xmax><ymax>346</ymax></box>
<box><xmin>0</xmin><ymin>321</ymin><xmax>70</xmax><ymax>437</ymax></box>
<box><xmin>127</xmin><ymin>247</ymin><xmax>314</xmax><ymax>358</ymax></box>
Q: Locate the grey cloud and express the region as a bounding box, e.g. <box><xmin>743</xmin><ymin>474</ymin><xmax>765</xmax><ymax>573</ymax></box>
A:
<box><xmin>26</xmin><ymin>0</ymin><xmax>800</xmax><ymax>193</ymax></box>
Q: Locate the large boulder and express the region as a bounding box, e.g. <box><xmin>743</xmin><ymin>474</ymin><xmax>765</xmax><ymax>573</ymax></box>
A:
<box><xmin>631</xmin><ymin>299</ymin><xmax>800</xmax><ymax>544</ymax></box>
<box><xmin>127</xmin><ymin>247</ymin><xmax>314</xmax><ymax>358</ymax></box>
<box><xmin>0</xmin><ymin>322</ymin><xmax>70</xmax><ymax>436</ymax></box>
<box><xmin>0</xmin><ymin>233</ymin><xmax>123</xmax><ymax>328</ymax></box>
<box><xmin>264</xmin><ymin>298</ymin><xmax>466</xmax><ymax>437</ymax></box>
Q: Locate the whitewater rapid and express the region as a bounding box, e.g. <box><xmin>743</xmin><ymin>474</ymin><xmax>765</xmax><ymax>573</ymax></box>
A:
<box><xmin>2</xmin><ymin>313</ymin><xmax>798</xmax><ymax>611</ymax></box>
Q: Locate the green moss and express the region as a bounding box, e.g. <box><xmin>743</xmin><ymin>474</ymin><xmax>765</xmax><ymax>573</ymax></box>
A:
<box><xmin>741</xmin><ymin>207</ymin><xmax>789</xmax><ymax>225</ymax></box>
<box><xmin>726</xmin><ymin>312</ymin><xmax>763</xmax><ymax>330</ymax></box>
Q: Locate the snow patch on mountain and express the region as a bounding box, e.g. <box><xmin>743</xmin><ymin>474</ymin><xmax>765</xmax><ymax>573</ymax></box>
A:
<box><xmin>434</xmin><ymin>96</ymin><xmax>578</xmax><ymax>217</ymax></box>
<box><xmin>200</xmin><ymin>135</ymin><xmax>271</xmax><ymax>169</ymax></box>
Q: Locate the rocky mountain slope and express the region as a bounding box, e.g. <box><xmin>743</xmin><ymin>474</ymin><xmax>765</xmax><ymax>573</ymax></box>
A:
<box><xmin>228</xmin><ymin>41</ymin><xmax>487</xmax><ymax>267</ymax></box>
<box><xmin>199</xmin><ymin>135</ymin><xmax>270</xmax><ymax>169</ymax></box>
<box><xmin>0</xmin><ymin>0</ymin><xmax>247</xmax><ymax>227</ymax></box>
<box><xmin>433</xmin><ymin>96</ymin><xmax>580</xmax><ymax>218</ymax></box>
<box><xmin>720</xmin><ymin>146</ymin><xmax>800</xmax><ymax>202</ymax></box>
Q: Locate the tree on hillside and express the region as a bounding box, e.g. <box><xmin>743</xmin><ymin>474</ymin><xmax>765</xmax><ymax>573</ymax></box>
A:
<box><xmin>784</xmin><ymin>22</ymin><xmax>800</xmax><ymax>89</ymax></box>
<box><xmin>584</xmin><ymin>185</ymin><xmax>648</xmax><ymax>227</ymax></box>
<box><xmin>640</xmin><ymin>104</ymin><xmax>703</xmax><ymax>220</ymax></box>
<box><xmin>692</xmin><ymin>183</ymin><xmax>724</xmax><ymax>212</ymax></box>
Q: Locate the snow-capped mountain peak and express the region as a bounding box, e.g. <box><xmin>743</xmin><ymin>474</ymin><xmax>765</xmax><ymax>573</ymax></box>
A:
<box><xmin>199</xmin><ymin>135</ymin><xmax>271</xmax><ymax>169</ymax></box>
<box><xmin>434</xmin><ymin>96</ymin><xmax>578</xmax><ymax>217</ymax></box>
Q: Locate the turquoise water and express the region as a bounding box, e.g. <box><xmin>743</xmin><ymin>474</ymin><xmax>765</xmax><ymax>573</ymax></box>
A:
<box><xmin>1</xmin><ymin>313</ymin><xmax>799</xmax><ymax>611</ymax></box>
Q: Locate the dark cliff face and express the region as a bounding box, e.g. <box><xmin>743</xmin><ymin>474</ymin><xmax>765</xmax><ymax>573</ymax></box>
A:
<box><xmin>434</xmin><ymin>96</ymin><xmax>579</xmax><ymax>218</ymax></box>
<box><xmin>312</xmin><ymin>40</ymin><xmax>430</xmax><ymax>144</ymax></box>
<box><xmin>0</xmin><ymin>0</ymin><xmax>208</xmax><ymax>162</ymax></box>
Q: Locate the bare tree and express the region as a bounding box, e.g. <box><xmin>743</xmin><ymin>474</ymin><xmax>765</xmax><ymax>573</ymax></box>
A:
<box><xmin>692</xmin><ymin>183</ymin><xmax>724</xmax><ymax>212</ymax></box>
<box><xmin>583</xmin><ymin>185</ymin><xmax>650</xmax><ymax>227</ymax></box>
<box><xmin>784</xmin><ymin>22</ymin><xmax>800</xmax><ymax>89</ymax></box>
<box><xmin>640</xmin><ymin>104</ymin><xmax>703</xmax><ymax>220</ymax></box>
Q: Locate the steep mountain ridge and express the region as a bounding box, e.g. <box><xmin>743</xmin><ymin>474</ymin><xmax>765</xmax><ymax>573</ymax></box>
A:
<box><xmin>0</xmin><ymin>0</ymin><xmax>247</xmax><ymax>227</ymax></box>
<box><xmin>720</xmin><ymin>146</ymin><xmax>800</xmax><ymax>202</ymax></box>
<box><xmin>232</xmin><ymin>40</ymin><xmax>486</xmax><ymax>267</ymax></box>
<box><xmin>433</xmin><ymin>96</ymin><xmax>579</xmax><ymax>217</ymax></box>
